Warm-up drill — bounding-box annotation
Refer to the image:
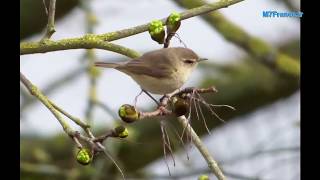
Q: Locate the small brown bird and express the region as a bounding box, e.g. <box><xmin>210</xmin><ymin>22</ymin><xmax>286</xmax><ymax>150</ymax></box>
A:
<box><xmin>95</xmin><ymin>47</ymin><xmax>207</xmax><ymax>95</ymax></box>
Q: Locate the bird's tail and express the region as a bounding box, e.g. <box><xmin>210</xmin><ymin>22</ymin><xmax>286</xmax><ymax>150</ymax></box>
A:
<box><xmin>94</xmin><ymin>62</ymin><xmax>121</xmax><ymax>68</ymax></box>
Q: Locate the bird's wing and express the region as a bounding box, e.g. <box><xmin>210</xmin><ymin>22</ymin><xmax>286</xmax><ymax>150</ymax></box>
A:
<box><xmin>117</xmin><ymin>60</ymin><xmax>171</xmax><ymax>78</ymax></box>
<box><xmin>117</xmin><ymin>51</ymin><xmax>174</xmax><ymax>78</ymax></box>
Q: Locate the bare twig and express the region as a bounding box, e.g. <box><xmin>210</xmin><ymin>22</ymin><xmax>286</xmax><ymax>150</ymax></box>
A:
<box><xmin>41</xmin><ymin>0</ymin><xmax>56</xmax><ymax>40</ymax></box>
<box><xmin>20</xmin><ymin>72</ymin><xmax>74</xmax><ymax>136</ymax></box>
<box><xmin>42</xmin><ymin>0</ymin><xmax>48</xmax><ymax>15</ymax></box>
<box><xmin>95</xmin><ymin>101</ymin><xmax>119</xmax><ymax>119</ymax></box>
<box><xmin>20</xmin><ymin>66</ymin><xmax>85</xmax><ymax>113</ymax></box>
<box><xmin>80</xmin><ymin>0</ymin><xmax>100</xmax><ymax>124</ymax></box>
<box><xmin>48</xmin><ymin>100</ymin><xmax>90</xmax><ymax>129</ymax></box>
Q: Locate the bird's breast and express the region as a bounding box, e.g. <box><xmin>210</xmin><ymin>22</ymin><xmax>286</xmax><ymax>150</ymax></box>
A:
<box><xmin>129</xmin><ymin>72</ymin><xmax>185</xmax><ymax>94</ymax></box>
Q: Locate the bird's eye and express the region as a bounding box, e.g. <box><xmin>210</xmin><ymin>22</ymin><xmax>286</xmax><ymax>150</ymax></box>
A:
<box><xmin>184</xmin><ymin>59</ymin><xmax>195</xmax><ymax>64</ymax></box>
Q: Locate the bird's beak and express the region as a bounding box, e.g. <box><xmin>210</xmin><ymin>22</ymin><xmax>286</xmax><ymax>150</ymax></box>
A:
<box><xmin>197</xmin><ymin>58</ymin><xmax>208</xmax><ymax>62</ymax></box>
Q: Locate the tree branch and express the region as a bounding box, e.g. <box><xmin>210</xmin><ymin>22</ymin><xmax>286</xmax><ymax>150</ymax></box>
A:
<box><xmin>20</xmin><ymin>39</ymin><xmax>141</xmax><ymax>58</ymax></box>
<box><xmin>120</xmin><ymin>86</ymin><xmax>225</xmax><ymax>179</ymax></box>
<box><xmin>20</xmin><ymin>72</ymin><xmax>74</xmax><ymax>136</ymax></box>
<box><xmin>20</xmin><ymin>66</ymin><xmax>86</xmax><ymax>114</ymax></box>
<box><xmin>96</xmin><ymin>0</ymin><xmax>244</xmax><ymax>42</ymax></box>
<box><xmin>20</xmin><ymin>0</ymin><xmax>244</xmax><ymax>55</ymax></box>
<box><xmin>177</xmin><ymin>115</ymin><xmax>225</xmax><ymax>180</ymax></box>
<box><xmin>20</xmin><ymin>72</ymin><xmax>124</xmax><ymax>157</ymax></box>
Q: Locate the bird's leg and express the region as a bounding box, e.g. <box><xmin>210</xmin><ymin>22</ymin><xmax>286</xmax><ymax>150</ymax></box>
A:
<box><xmin>142</xmin><ymin>89</ymin><xmax>160</xmax><ymax>106</ymax></box>
<box><xmin>134</xmin><ymin>90</ymin><xmax>143</xmax><ymax>110</ymax></box>
<box><xmin>160</xmin><ymin>94</ymin><xmax>170</xmax><ymax>105</ymax></box>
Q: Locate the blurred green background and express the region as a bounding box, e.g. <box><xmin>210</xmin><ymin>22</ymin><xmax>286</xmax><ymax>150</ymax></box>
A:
<box><xmin>20</xmin><ymin>0</ymin><xmax>300</xmax><ymax>179</ymax></box>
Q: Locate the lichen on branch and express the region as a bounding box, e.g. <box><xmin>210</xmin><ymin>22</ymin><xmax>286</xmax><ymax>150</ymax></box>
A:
<box><xmin>20</xmin><ymin>0</ymin><xmax>244</xmax><ymax>57</ymax></box>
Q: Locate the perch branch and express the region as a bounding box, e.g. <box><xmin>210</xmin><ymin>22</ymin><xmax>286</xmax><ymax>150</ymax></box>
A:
<box><xmin>20</xmin><ymin>40</ymin><xmax>141</xmax><ymax>58</ymax></box>
<box><xmin>129</xmin><ymin>87</ymin><xmax>224</xmax><ymax>179</ymax></box>
<box><xmin>20</xmin><ymin>0</ymin><xmax>244</xmax><ymax>55</ymax></box>
<box><xmin>139</xmin><ymin>87</ymin><xmax>217</xmax><ymax>119</ymax></box>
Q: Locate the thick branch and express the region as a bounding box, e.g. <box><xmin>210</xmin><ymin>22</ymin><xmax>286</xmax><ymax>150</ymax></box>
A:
<box><xmin>20</xmin><ymin>39</ymin><xmax>141</xmax><ymax>58</ymax></box>
<box><xmin>96</xmin><ymin>0</ymin><xmax>244</xmax><ymax>42</ymax></box>
<box><xmin>20</xmin><ymin>0</ymin><xmax>244</xmax><ymax>56</ymax></box>
<box><xmin>177</xmin><ymin>115</ymin><xmax>225</xmax><ymax>180</ymax></box>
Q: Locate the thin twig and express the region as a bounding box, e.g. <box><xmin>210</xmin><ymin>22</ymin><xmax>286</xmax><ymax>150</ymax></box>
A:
<box><xmin>48</xmin><ymin>100</ymin><xmax>90</xmax><ymax>129</ymax></box>
<box><xmin>95</xmin><ymin>101</ymin><xmax>119</xmax><ymax>119</ymax></box>
<box><xmin>80</xmin><ymin>0</ymin><xmax>100</xmax><ymax>124</ymax></box>
<box><xmin>41</xmin><ymin>0</ymin><xmax>56</xmax><ymax>40</ymax></box>
<box><xmin>20</xmin><ymin>66</ymin><xmax>85</xmax><ymax>113</ymax></box>
<box><xmin>42</xmin><ymin>0</ymin><xmax>48</xmax><ymax>15</ymax></box>
<box><xmin>20</xmin><ymin>72</ymin><xmax>120</xmax><ymax>154</ymax></box>
<box><xmin>20</xmin><ymin>72</ymin><xmax>74</xmax><ymax>136</ymax></box>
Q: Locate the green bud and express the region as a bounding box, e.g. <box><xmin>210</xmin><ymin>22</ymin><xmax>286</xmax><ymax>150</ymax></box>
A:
<box><xmin>118</xmin><ymin>104</ymin><xmax>139</xmax><ymax>123</ymax></box>
<box><xmin>198</xmin><ymin>175</ymin><xmax>209</xmax><ymax>180</ymax></box>
<box><xmin>166</xmin><ymin>12</ymin><xmax>181</xmax><ymax>34</ymax></box>
<box><xmin>114</xmin><ymin>125</ymin><xmax>129</xmax><ymax>138</ymax></box>
<box><xmin>76</xmin><ymin>148</ymin><xmax>92</xmax><ymax>165</ymax></box>
<box><xmin>172</xmin><ymin>97</ymin><xmax>189</xmax><ymax>117</ymax></box>
<box><xmin>148</xmin><ymin>20</ymin><xmax>165</xmax><ymax>44</ymax></box>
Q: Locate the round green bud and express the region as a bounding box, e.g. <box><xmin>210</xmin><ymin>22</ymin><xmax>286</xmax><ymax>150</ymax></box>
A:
<box><xmin>167</xmin><ymin>12</ymin><xmax>181</xmax><ymax>25</ymax></box>
<box><xmin>148</xmin><ymin>20</ymin><xmax>165</xmax><ymax>44</ymax></box>
<box><xmin>76</xmin><ymin>148</ymin><xmax>92</xmax><ymax>165</ymax></box>
<box><xmin>172</xmin><ymin>97</ymin><xmax>189</xmax><ymax>117</ymax></box>
<box><xmin>114</xmin><ymin>126</ymin><xmax>129</xmax><ymax>138</ymax></box>
<box><xmin>118</xmin><ymin>104</ymin><xmax>139</xmax><ymax>123</ymax></box>
<box><xmin>166</xmin><ymin>12</ymin><xmax>181</xmax><ymax>33</ymax></box>
<box><xmin>198</xmin><ymin>175</ymin><xmax>209</xmax><ymax>180</ymax></box>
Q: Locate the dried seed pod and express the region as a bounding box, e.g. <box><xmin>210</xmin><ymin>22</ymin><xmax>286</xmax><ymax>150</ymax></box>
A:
<box><xmin>148</xmin><ymin>20</ymin><xmax>165</xmax><ymax>44</ymax></box>
<box><xmin>76</xmin><ymin>148</ymin><xmax>92</xmax><ymax>165</ymax></box>
<box><xmin>114</xmin><ymin>125</ymin><xmax>129</xmax><ymax>138</ymax></box>
<box><xmin>172</xmin><ymin>96</ymin><xmax>189</xmax><ymax>117</ymax></box>
<box><xmin>118</xmin><ymin>104</ymin><xmax>139</xmax><ymax>123</ymax></box>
